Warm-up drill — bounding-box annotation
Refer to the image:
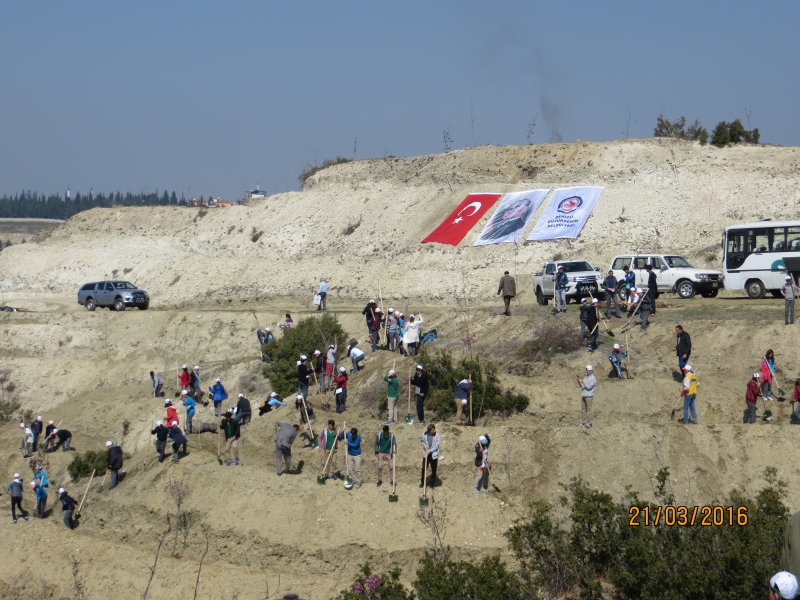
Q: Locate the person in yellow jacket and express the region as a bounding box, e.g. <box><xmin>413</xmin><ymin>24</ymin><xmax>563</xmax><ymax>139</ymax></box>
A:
<box><xmin>680</xmin><ymin>365</ymin><xmax>698</xmax><ymax>424</ymax></box>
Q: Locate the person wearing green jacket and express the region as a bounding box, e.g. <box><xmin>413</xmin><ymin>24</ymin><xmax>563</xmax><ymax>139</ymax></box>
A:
<box><xmin>374</xmin><ymin>425</ymin><xmax>397</xmax><ymax>487</ymax></box>
<box><xmin>383</xmin><ymin>370</ymin><xmax>400</xmax><ymax>425</ymax></box>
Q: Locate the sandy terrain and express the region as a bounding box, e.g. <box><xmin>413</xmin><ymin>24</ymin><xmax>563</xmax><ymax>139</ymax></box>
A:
<box><xmin>1</xmin><ymin>138</ymin><xmax>800</xmax><ymax>599</ymax></box>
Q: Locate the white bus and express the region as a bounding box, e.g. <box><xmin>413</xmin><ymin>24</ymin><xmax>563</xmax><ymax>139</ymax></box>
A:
<box><xmin>723</xmin><ymin>220</ymin><xmax>800</xmax><ymax>299</ymax></box>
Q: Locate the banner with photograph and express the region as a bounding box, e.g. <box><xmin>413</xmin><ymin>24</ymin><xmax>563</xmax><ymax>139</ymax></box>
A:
<box><xmin>472</xmin><ymin>189</ymin><xmax>550</xmax><ymax>246</ymax></box>
<box><xmin>526</xmin><ymin>186</ymin><xmax>604</xmax><ymax>241</ymax></box>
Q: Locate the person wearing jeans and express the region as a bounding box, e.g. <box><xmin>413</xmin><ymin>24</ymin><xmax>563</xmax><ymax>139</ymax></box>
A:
<box><xmin>674</xmin><ymin>325</ymin><xmax>691</xmax><ymax>371</ymax></box>
<box><xmin>318</xmin><ymin>279</ymin><xmax>328</xmax><ymax>311</ymax></box>
<box><xmin>553</xmin><ymin>266</ymin><xmax>568</xmax><ymax>313</ymax></box>
<box><xmin>420</xmin><ymin>424</ymin><xmax>440</xmax><ymax>488</ymax></box>
<box><xmin>349</xmin><ymin>345</ymin><xmax>365</xmax><ymax>374</ymax></box>
<box><xmin>410</xmin><ymin>365</ymin><xmax>429</xmax><ymax>424</ymax></box>
<box><xmin>603</xmin><ymin>270</ymin><xmax>621</xmax><ymax>318</ymax></box>
<box><xmin>339</xmin><ymin>427</ymin><xmax>363</xmax><ymax>489</ymax></box>
<box><xmin>746</xmin><ymin>373</ymin><xmax>761</xmax><ymax>424</ymax></box>
<box><xmin>783</xmin><ymin>275</ymin><xmax>799</xmax><ymax>325</ymax></box>
<box><xmin>31</xmin><ymin>481</ymin><xmax>47</xmax><ymax>518</ymax></box>
<box><xmin>680</xmin><ymin>365</ymin><xmax>698</xmax><ymax>424</ymax></box>
<box><xmin>59</xmin><ymin>488</ymin><xmax>76</xmax><ymax>529</ymax></box>
<box><xmin>7</xmin><ymin>475</ymin><xmax>28</xmax><ymax>523</ymax></box>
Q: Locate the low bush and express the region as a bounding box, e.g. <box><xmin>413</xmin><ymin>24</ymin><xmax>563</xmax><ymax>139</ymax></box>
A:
<box><xmin>515</xmin><ymin>317</ymin><xmax>583</xmax><ymax>365</ymax></box>
<box><xmin>67</xmin><ymin>450</ymin><xmax>108</xmax><ymax>481</ymax></box>
<box><xmin>298</xmin><ymin>156</ymin><xmax>353</xmax><ymax>185</ymax></box>
<box><xmin>262</xmin><ymin>313</ymin><xmax>348</xmax><ymax>397</ymax></box>
<box><xmin>416</xmin><ymin>347</ymin><xmax>529</xmax><ymax>418</ymax></box>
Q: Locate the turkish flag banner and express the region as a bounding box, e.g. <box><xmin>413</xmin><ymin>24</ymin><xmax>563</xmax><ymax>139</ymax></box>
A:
<box><xmin>421</xmin><ymin>193</ymin><xmax>502</xmax><ymax>245</ymax></box>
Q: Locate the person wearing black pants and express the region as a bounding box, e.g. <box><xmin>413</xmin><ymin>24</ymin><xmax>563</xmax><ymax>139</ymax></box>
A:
<box><xmin>151</xmin><ymin>421</ymin><xmax>169</xmax><ymax>463</ymax></box>
<box><xmin>410</xmin><ymin>365</ymin><xmax>430</xmax><ymax>425</ymax></box>
<box><xmin>59</xmin><ymin>488</ymin><xmax>77</xmax><ymax>529</ymax></box>
<box><xmin>646</xmin><ymin>264</ymin><xmax>658</xmax><ymax>315</ymax></box>
<box><xmin>7</xmin><ymin>475</ymin><xmax>29</xmax><ymax>523</ymax></box>
<box><xmin>420</xmin><ymin>424</ymin><xmax>440</xmax><ymax>488</ymax></box>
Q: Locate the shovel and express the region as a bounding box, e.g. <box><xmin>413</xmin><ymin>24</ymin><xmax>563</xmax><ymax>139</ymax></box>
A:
<box><xmin>389</xmin><ymin>449</ymin><xmax>398</xmax><ymax>502</ymax></box>
<box><xmin>405</xmin><ymin>369</ymin><xmax>414</xmax><ymax>425</ymax></box>
<box><xmin>486</xmin><ymin>464</ymin><xmax>501</xmax><ymax>493</ymax></box>
<box><xmin>317</xmin><ymin>426</ymin><xmax>341</xmax><ymax>484</ymax></box>
<box><xmin>761</xmin><ymin>395</ymin><xmax>772</xmax><ymax>421</ymax></box>
<box><xmin>95</xmin><ymin>470</ymin><xmax>109</xmax><ymax>493</ymax></box>
<box><xmin>76</xmin><ymin>469</ymin><xmax>95</xmax><ymax>518</ymax></box>
<box><xmin>671</xmin><ymin>393</ymin><xmax>683</xmax><ymax>420</ymax></box>
<box><xmin>300</xmin><ymin>400</ymin><xmax>318</xmax><ymax>449</ymax></box>
<box><xmin>589</xmin><ymin>292</ymin><xmax>615</xmax><ymax>337</ymax></box>
<box><xmin>466</xmin><ymin>375</ymin><xmax>475</xmax><ymax>426</ymax></box>
<box><xmin>419</xmin><ymin>454</ymin><xmax>429</xmax><ymax>507</ymax></box>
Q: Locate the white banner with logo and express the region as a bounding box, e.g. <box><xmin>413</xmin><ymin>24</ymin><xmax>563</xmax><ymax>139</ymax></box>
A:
<box><xmin>526</xmin><ymin>186</ymin><xmax>604</xmax><ymax>241</ymax></box>
<box><xmin>472</xmin><ymin>189</ymin><xmax>550</xmax><ymax>246</ymax></box>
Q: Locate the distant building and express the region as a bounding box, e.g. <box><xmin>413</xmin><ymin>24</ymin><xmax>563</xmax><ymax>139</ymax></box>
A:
<box><xmin>66</xmin><ymin>187</ymin><xmax>71</xmax><ymax>200</ymax></box>
<box><xmin>245</xmin><ymin>185</ymin><xmax>267</xmax><ymax>200</ymax></box>
<box><xmin>216</xmin><ymin>199</ymin><xmax>232</xmax><ymax>207</ymax></box>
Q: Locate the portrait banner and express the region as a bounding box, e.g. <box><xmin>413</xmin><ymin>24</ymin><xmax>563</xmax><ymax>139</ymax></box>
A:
<box><xmin>473</xmin><ymin>189</ymin><xmax>550</xmax><ymax>246</ymax></box>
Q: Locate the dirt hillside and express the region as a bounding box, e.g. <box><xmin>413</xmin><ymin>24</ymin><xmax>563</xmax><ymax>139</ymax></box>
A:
<box><xmin>1</xmin><ymin>139</ymin><xmax>800</xmax><ymax>599</ymax></box>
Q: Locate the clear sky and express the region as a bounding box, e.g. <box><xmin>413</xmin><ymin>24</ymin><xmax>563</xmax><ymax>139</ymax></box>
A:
<box><xmin>1</xmin><ymin>1</ymin><xmax>797</xmax><ymax>200</ymax></box>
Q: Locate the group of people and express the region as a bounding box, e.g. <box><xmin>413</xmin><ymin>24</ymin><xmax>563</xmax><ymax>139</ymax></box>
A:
<box><xmin>18</xmin><ymin>417</ymin><xmax>73</xmax><ymax>457</ymax></box>
<box><xmin>361</xmin><ymin>300</ymin><xmax>425</xmax><ymax>355</ymax></box>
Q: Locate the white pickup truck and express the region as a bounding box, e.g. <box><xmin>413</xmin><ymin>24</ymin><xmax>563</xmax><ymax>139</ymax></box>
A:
<box><xmin>534</xmin><ymin>259</ymin><xmax>604</xmax><ymax>306</ymax></box>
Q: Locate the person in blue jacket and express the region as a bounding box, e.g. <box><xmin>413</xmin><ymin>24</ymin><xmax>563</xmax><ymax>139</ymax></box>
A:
<box><xmin>30</xmin><ymin>480</ymin><xmax>48</xmax><ymax>518</ymax></box>
<box><xmin>34</xmin><ymin>465</ymin><xmax>49</xmax><ymax>488</ymax></box>
<box><xmin>338</xmin><ymin>427</ymin><xmax>363</xmax><ymax>489</ymax></box>
<box><xmin>208</xmin><ymin>378</ymin><xmax>228</xmax><ymax>417</ymax></box>
<box><xmin>455</xmin><ymin>377</ymin><xmax>473</xmax><ymax>425</ymax></box>
<box><xmin>182</xmin><ymin>390</ymin><xmax>197</xmax><ymax>434</ymax></box>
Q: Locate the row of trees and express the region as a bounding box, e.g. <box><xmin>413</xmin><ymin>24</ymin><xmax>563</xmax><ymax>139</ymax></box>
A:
<box><xmin>654</xmin><ymin>114</ymin><xmax>760</xmax><ymax>147</ymax></box>
<box><xmin>0</xmin><ymin>190</ymin><xmax>211</xmax><ymax>220</ymax></box>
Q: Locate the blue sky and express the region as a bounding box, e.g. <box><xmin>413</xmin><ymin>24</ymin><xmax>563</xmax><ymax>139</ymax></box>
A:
<box><xmin>1</xmin><ymin>1</ymin><xmax>797</xmax><ymax>200</ymax></box>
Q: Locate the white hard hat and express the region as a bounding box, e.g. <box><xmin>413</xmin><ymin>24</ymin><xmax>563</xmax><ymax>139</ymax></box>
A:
<box><xmin>157</xmin><ymin>420</ymin><xmax>163</xmax><ymax>426</ymax></box>
<box><xmin>613</xmin><ymin>344</ymin><xmax>620</xmax><ymax>349</ymax></box>
<box><xmin>105</xmin><ymin>441</ymin><xmax>113</xmax><ymax>447</ymax></box>
<box><xmin>181</xmin><ymin>390</ymin><xmax>188</xmax><ymax>396</ymax></box>
<box><xmin>19</xmin><ymin>423</ymin><xmax>24</xmax><ymax>428</ymax></box>
<box><xmin>754</xmin><ymin>372</ymin><xmax>761</xmax><ymax>378</ymax></box>
<box><xmin>300</xmin><ymin>355</ymin><xmax>307</xmax><ymax>361</ymax></box>
<box><xmin>581</xmin><ymin>298</ymin><xmax>587</xmax><ymax>303</ymax></box>
<box><xmin>296</xmin><ymin>394</ymin><xmax>303</xmax><ymax>400</ymax></box>
<box><xmin>270</xmin><ymin>392</ymin><xmax>277</xmax><ymax>397</ymax></box>
<box><xmin>216</xmin><ymin>378</ymin><xmax>221</xmax><ymax>383</ymax></box>
<box><xmin>586</xmin><ymin>365</ymin><xmax>594</xmax><ymax>371</ymax></box>
<box><xmin>165</xmin><ymin>399</ymin><xmax>171</xmax><ymax>405</ymax></box>
<box><xmin>786</xmin><ymin>275</ymin><xmax>792</xmax><ymax>280</ymax></box>
<box><xmin>13</xmin><ymin>473</ymin><xmax>20</xmax><ymax>479</ymax></box>
<box><xmin>592</xmin><ymin>298</ymin><xmax>598</xmax><ymax>304</ymax></box>
<box><xmin>416</xmin><ymin>365</ymin><xmax>423</xmax><ymax>370</ymax></box>
<box><xmin>238</xmin><ymin>393</ymin><xmax>244</xmax><ymax>398</ymax></box>
<box><xmin>461</xmin><ymin>399</ymin><xmax>468</xmax><ymax>405</ymax></box>
<box><xmin>683</xmin><ymin>365</ymin><xmax>693</xmax><ymax>372</ymax></box>
<box><xmin>388</xmin><ymin>308</ymin><xmax>394</xmax><ymax>312</ymax></box>
<box><xmin>388</xmin><ymin>369</ymin><xmax>396</xmax><ymax>375</ymax></box>
<box><xmin>194</xmin><ymin>366</ymin><xmax>200</xmax><ymax>370</ymax></box>
<box><xmin>58</xmin><ymin>488</ymin><xmax>65</xmax><ymax>494</ymax></box>
<box><xmin>182</xmin><ymin>365</ymin><xmax>188</xmax><ymax>369</ymax></box>
<box><xmin>171</xmin><ymin>421</ymin><xmax>178</xmax><ymax>427</ymax></box>
<box><xmin>49</xmin><ymin>420</ymin><xmax>54</xmax><ymax>424</ymax></box>
<box><xmin>340</xmin><ymin>367</ymin><xmax>346</xmax><ymax>372</ymax></box>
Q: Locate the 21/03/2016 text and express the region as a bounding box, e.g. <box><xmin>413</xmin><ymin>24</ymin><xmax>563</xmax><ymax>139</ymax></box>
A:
<box><xmin>628</xmin><ymin>505</ymin><xmax>748</xmax><ymax>527</ymax></box>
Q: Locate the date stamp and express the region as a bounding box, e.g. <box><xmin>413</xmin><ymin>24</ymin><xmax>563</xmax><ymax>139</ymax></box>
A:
<box><xmin>628</xmin><ymin>505</ymin><xmax>748</xmax><ymax>527</ymax></box>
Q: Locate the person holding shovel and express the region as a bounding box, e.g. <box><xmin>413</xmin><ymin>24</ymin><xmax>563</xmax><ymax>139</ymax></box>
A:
<box><xmin>106</xmin><ymin>440</ymin><xmax>123</xmax><ymax>488</ymax></box>
<box><xmin>585</xmin><ymin>299</ymin><xmax>599</xmax><ymax>352</ymax></box>
<box><xmin>362</xmin><ymin>299</ymin><xmax>378</xmax><ymax>336</ymax></box>
<box><xmin>386</xmin><ymin>309</ymin><xmax>400</xmax><ymax>351</ymax></box>
<box><xmin>338</xmin><ymin>427</ymin><xmax>363</xmax><ymax>489</ymax></box>
<box><xmin>455</xmin><ymin>377</ymin><xmax>473</xmax><ymax>425</ymax></box>
<box><xmin>638</xmin><ymin>288</ymin><xmax>652</xmax><ymax>332</ymax></box>
<box><xmin>298</xmin><ymin>356</ymin><xmax>312</xmax><ymax>400</ymax></box>
<box><xmin>190</xmin><ymin>366</ymin><xmax>202</xmax><ymax>401</ymax></box>
<box><xmin>44</xmin><ymin>420</ymin><xmax>56</xmax><ymax>450</ymax></box>
<box><xmin>420</xmin><ymin>424</ymin><xmax>440</xmax><ymax>488</ymax></box>
<box><xmin>49</xmin><ymin>428</ymin><xmax>72</xmax><ymax>452</ymax></box>
<box><xmin>59</xmin><ymin>487</ymin><xmax>77</xmax><ymax>529</ymax></box>
<box><xmin>219</xmin><ymin>411</ymin><xmax>241</xmax><ymax>466</ymax></box>
<box><xmin>577</xmin><ymin>366</ymin><xmax>596</xmax><ymax>428</ymax></box>
<box><xmin>30</xmin><ymin>480</ymin><xmax>47</xmax><ymax>519</ymax></box>
<box><xmin>325</xmin><ymin>344</ymin><xmax>337</xmax><ymax>391</ymax></box>
<box><xmin>384</xmin><ymin>369</ymin><xmax>400</xmax><ymax>425</ymax></box>
<box><xmin>369</xmin><ymin>308</ymin><xmax>384</xmax><ymax>352</ymax></box>
<box><xmin>151</xmin><ymin>420</ymin><xmax>169</xmax><ymax>463</ymax></box>
<box><xmin>746</xmin><ymin>373</ymin><xmax>761</xmax><ymax>425</ymax></box>
<box><xmin>472</xmin><ymin>435</ymin><xmax>490</xmax><ymax>493</ymax></box>
<box><xmin>334</xmin><ymin>368</ymin><xmax>348</xmax><ymax>413</ymax></box>
<box><xmin>209</xmin><ymin>378</ymin><xmax>228</xmax><ymax>417</ymax></box>
<box><xmin>410</xmin><ymin>365</ymin><xmax>429</xmax><ymax>425</ymax></box>
<box><xmin>313</xmin><ymin>350</ymin><xmax>326</xmax><ymax>394</ymax></box>
<box><xmin>318</xmin><ymin>420</ymin><xmax>340</xmax><ymax>480</ymax></box>
<box><xmin>374</xmin><ymin>424</ymin><xmax>396</xmax><ymax>488</ymax></box>
<box><xmin>275</xmin><ymin>422</ymin><xmax>299</xmax><ymax>475</ymax></box>
<box><xmin>679</xmin><ymin>365</ymin><xmax>698</xmax><ymax>424</ymax></box>
<box><xmin>761</xmin><ymin>350</ymin><xmax>776</xmax><ymax>401</ymax></box>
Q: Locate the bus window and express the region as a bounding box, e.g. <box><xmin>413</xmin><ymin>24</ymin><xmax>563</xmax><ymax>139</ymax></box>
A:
<box><xmin>726</xmin><ymin>231</ymin><xmax>746</xmax><ymax>269</ymax></box>
<box><xmin>749</xmin><ymin>229</ymin><xmax>769</xmax><ymax>253</ymax></box>
<box><xmin>788</xmin><ymin>227</ymin><xmax>800</xmax><ymax>251</ymax></box>
<box><xmin>772</xmin><ymin>228</ymin><xmax>786</xmax><ymax>251</ymax></box>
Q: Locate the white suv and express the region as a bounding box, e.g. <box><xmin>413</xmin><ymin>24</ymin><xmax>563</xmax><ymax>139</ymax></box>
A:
<box><xmin>608</xmin><ymin>254</ymin><xmax>724</xmax><ymax>299</ymax></box>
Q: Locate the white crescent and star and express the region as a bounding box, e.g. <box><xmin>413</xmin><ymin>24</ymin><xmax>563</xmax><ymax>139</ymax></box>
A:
<box><xmin>452</xmin><ymin>201</ymin><xmax>482</xmax><ymax>224</ymax></box>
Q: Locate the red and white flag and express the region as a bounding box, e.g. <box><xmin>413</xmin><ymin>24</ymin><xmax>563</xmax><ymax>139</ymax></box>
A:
<box><xmin>421</xmin><ymin>193</ymin><xmax>502</xmax><ymax>245</ymax></box>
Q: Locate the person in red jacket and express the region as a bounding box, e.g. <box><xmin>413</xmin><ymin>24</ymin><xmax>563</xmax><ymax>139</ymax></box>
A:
<box><xmin>746</xmin><ymin>373</ymin><xmax>761</xmax><ymax>425</ymax></box>
<box><xmin>333</xmin><ymin>367</ymin><xmax>348</xmax><ymax>414</ymax></box>
<box><xmin>165</xmin><ymin>399</ymin><xmax>179</xmax><ymax>426</ymax></box>
<box><xmin>793</xmin><ymin>379</ymin><xmax>800</xmax><ymax>421</ymax></box>
<box><xmin>179</xmin><ymin>365</ymin><xmax>191</xmax><ymax>390</ymax></box>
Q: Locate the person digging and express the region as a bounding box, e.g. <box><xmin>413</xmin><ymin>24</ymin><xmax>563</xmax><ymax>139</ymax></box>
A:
<box><xmin>275</xmin><ymin>422</ymin><xmax>299</xmax><ymax>476</ymax></box>
<box><xmin>472</xmin><ymin>435</ymin><xmax>491</xmax><ymax>493</ymax></box>
<box><xmin>746</xmin><ymin>372</ymin><xmax>762</xmax><ymax>425</ymax></box>
<box><xmin>455</xmin><ymin>377</ymin><xmax>473</xmax><ymax>426</ymax></box>
<box><xmin>318</xmin><ymin>420</ymin><xmax>340</xmax><ymax>480</ymax></box>
<box><xmin>219</xmin><ymin>410</ymin><xmax>241</xmax><ymax>466</ymax></box>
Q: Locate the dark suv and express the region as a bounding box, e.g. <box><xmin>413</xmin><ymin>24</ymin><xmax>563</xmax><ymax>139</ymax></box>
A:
<box><xmin>78</xmin><ymin>281</ymin><xmax>150</xmax><ymax>311</ymax></box>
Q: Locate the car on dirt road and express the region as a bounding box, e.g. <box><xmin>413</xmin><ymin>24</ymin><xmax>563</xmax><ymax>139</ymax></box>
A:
<box><xmin>533</xmin><ymin>259</ymin><xmax>604</xmax><ymax>305</ymax></box>
<box><xmin>608</xmin><ymin>254</ymin><xmax>723</xmax><ymax>300</ymax></box>
<box><xmin>78</xmin><ymin>281</ymin><xmax>150</xmax><ymax>311</ymax></box>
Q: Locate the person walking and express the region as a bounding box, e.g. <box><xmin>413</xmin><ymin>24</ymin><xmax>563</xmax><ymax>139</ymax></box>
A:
<box><xmin>31</xmin><ymin>416</ymin><xmax>43</xmax><ymax>452</ymax></box>
<box><xmin>338</xmin><ymin>426</ymin><xmax>363</xmax><ymax>489</ymax></box>
<box><xmin>179</xmin><ymin>365</ymin><xmax>192</xmax><ymax>391</ymax></box>
<box><xmin>49</xmin><ymin>428</ymin><xmax>72</xmax><ymax>452</ymax></box>
<box><xmin>106</xmin><ymin>440</ymin><xmax>123</xmax><ymax>488</ymax></box>
<box><xmin>183</xmin><ymin>391</ymin><xmax>197</xmax><ymax>434</ymax></box>
<box><xmin>762</xmin><ymin>350</ymin><xmax>776</xmax><ymax>401</ymax></box>
<box><xmin>333</xmin><ymin>367</ymin><xmax>348</xmax><ymax>413</ymax></box>
<box><xmin>623</xmin><ymin>265</ymin><xmax>635</xmax><ymax>300</ymax></box>
<box><xmin>383</xmin><ymin>369</ymin><xmax>400</xmax><ymax>425</ymax></box>
<box><xmin>420</xmin><ymin>424</ymin><xmax>440</xmax><ymax>488</ymax></box>
<box><xmin>585</xmin><ymin>298</ymin><xmax>599</xmax><ymax>351</ymax></box>
<box><xmin>638</xmin><ymin>288</ymin><xmax>652</xmax><ymax>332</ymax></box>
<box><xmin>275</xmin><ymin>422</ymin><xmax>299</xmax><ymax>476</ymax></box>
<box><xmin>318</xmin><ymin>420</ymin><xmax>340</xmax><ymax>480</ymax></box>
<box><xmin>164</xmin><ymin>398</ymin><xmax>179</xmax><ymax>427</ymax></box>
<box><xmin>553</xmin><ymin>265</ymin><xmax>568</xmax><ymax>314</ymax></box>
<box><xmin>44</xmin><ymin>420</ymin><xmax>56</xmax><ymax>450</ymax></box>
<box><xmin>455</xmin><ymin>376</ymin><xmax>473</xmax><ymax>425</ymax></box>
<box><xmin>325</xmin><ymin>344</ymin><xmax>337</xmax><ymax>390</ymax></box>
<box><xmin>369</xmin><ymin>308</ymin><xmax>384</xmax><ymax>351</ymax></box>
<box><xmin>603</xmin><ymin>270</ymin><xmax>621</xmax><ymax>318</ymax></box>
<box><xmin>410</xmin><ymin>365</ymin><xmax>429</xmax><ymax>424</ymax></box>
<box><xmin>298</xmin><ymin>355</ymin><xmax>311</xmax><ymax>400</ymax></box>
<box><xmin>579</xmin><ymin>298</ymin><xmax>589</xmax><ymax>340</ymax></box>
<box><xmin>208</xmin><ymin>378</ymin><xmax>228</xmax><ymax>417</ymax></box>
<box><xmin>7</xmin><ymin>474</ymin><xmax>29</xmax><ymax>523</ymax></box>
<box><xmin>783</xmin><ymin>275</ymin><xmax>799</xmax><ymax>325</ymax></box>
<box><xmin>769</xmin><ymin>571</ymin><xmax>798</xmax><ymax>600</ymax></box>
<box><xmin>30</xmin><ymin>480</ymin><xmax>47</xmax><ymax>519</ymax></box>
<box><xmin>318</xmin><ymin>278</ymin><xmax>328</xmax><ymax>311</ymax></box>
<box><xmin>386</xmin><ymin>309</ymin><xmax>400</xmax><ymax>351</ymax></box>
<box><xmin>497</xmin><ymin>271</ymin><xmax>517</xmax><ymax>316</ymax></box>
<box><xmin>645</xmin><ymin>264</ymin><xmax>658</xmax><ymax>315</ymax></box>
<box><xmin>746</xmin><ymin>373</ymin><xmax>761</xmax><ymax>424</ymax></box>
<box><xmin>362</xmin><ymin>299</ymin><xmax>378</xmax><ymax>337</ymax></box>
<box><xmin>168</xmin><ymin>421</ymin><xmax>187</xmax><ymax>463</ymax></box>
<box><xmin>348</xmin><ymin>343</ymin><xmax>365</xmax><ymax>373</ymax></box>
<box><xmin>59</xmin><ymin>487</ymin><xmax>77</xmax><ymax>529</ymax></box>
<box><xmin>674</xmin><ymin>325</ymin><xmax>691</xmax><ymax>370</ymax></box>
<box><xmin>19</xmin><ymin>423</ymin><xmax>33</xmax><ymax>458</ymax></box>
<box><xmin>679</xmin><ymin>365</ymin><xmax>698</xmax><ymax>424</ymax></box>
<box><xmin>150</xmin><ymin>371</ymin><xmax>164</xmax><ymax>397</ymax></box>
<box><xmin>234</xmin><ymin>393</ymin><xmax>251</xmax><ymax>425</ymax></box>
<box><xmin>403</xmin><ymin>314</ymin><xmax>424</xmax><ymax>356</ymax></box>
<box><xmin>151</xmin><ymin>420</ymin><xmax>169</xmax><ymax>463</ymax></box>
<box><xmin>472</xmin><ymin>435</ymin><xmax>490</xmax><ymax>493</ymax></box>
<box><xmin>219</xmin><ymin>411</ymin><xmax>241</xmax><ymax>466</ymax></box>
<box><xmin>577</xmin><ymin>365</ymin><xmax>596</xmax><ymax>428</ymax></box>
<box><xmin>374</xmin><ymin>424</ymin><xmax>396</xmax><ymax>488</ymax></box>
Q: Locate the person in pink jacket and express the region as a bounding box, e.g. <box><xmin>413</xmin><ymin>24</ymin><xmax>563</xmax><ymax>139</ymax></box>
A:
<box><xmin>761</xmin><ymin>349</ymin><xmax>776</xmax><ymax>401</ymax></box>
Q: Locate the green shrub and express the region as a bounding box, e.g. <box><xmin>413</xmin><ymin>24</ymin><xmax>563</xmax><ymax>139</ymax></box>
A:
<box><xmin>654</xmin><ymin>114</ymin><xmax>708</xmax><ymax>144</ymax></box>
<box><xmin>416</xmin><ymin>347</ymin><xmax>529</xmax><ymax>418</ymax></box>
<box><xmin>711</xmin><ymin>119</ymin><xmax>760</xmax><ymax>147</ymax></box>
<box><xmin>67</xmin><ymin>450</ymin><xmax>108</xmax><ymax>481</ymax></box>
<box><xmin>262</xmin><ymin>313</ymin><xmax>348</xmax><ymax>397</ymax></box>
<box><xmin>414</xmin><ymin>552</ymin><xmax>524</xmax><ymax>600</ymax></box>
<box><xmin>298</xmin><ymin>156</ymin><xmax>353</xmax><ymax>185</ymax></box>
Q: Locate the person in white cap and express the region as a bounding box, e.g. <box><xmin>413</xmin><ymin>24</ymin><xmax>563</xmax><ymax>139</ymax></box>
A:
<box><xmin>295</xmin><ymin>394</ymin><xmax>316</xmax><ymax>446</ymax></box>
<box><xmin>770</xmin><ymin>571</ymin><xmax>799</xmax><ymax>600</ymax></box>
<box><xmin>626</xmin><ymin>287</ymin><xmax>641</xmax><ymax>317</ymax></box>
<box><xmin>150</xmin><ymin>420</ymin><xmax>169</xmax><ymax>463</ymax></box>
<box><xmin>403</xmin><ymin>313</ymin><xmax>424</xmax><ymax>356</ymax></box>
<box><xmin>383</xmin><ymin>369</ymin><xmax>400</xmax><ymax>425</ymax></box>
<box><xmin>259</xmin><ymin>391</ymin><xmax>286</xmax><ymax>415</ymax></box>
<box><xmin>189</xmin><ymin>366</ymin><xmax>201</xmax><ymax>401</ymax></box>
<box><xmin>638</xmin><ymin>285</ymin><xmax>652</xmax><ymax>331</ymax></box>
<box><xmin>369</xmin><ymin>307</ymin><xmax>384</xmax><ymax>351</ymax></box>
<box><xmin>579</xmin><ymin>297</ymin><xmax>589</xmax><ymax>340</ymax></box>
<box><xmin>348</xmin><ymin>342</ymin><xmax>365</xmax><ymax>374</ymax></box>
<box><xmin>164</xmin><ymin>399</ymin><xmax>179</xmax><ymax>428</ymax></box>
<box><xmin>183</xmin><ymin>389</ymin><xmax>197</xmax><ymax>433</ymax></box>
<box><xmin>334</xmin><ymin>367</ymin><xmax>349</xmax><ymax>413</ymax></box>
<box><xmin>30</xmin><ymin>478</ymin><xmax>47</xmax><ymax>519</ymax></box>
<box><xmin>312</xmin><ymin>350</ymin><xmax>326</xmax><ymax>394</ymax></box>
<box><xmin>410</xmin><ymin>365</ymin><xmax>430</xmax><ymax>424</ymax></box>
<box><xmin>454</xmin><ymin>376</ymin><xmax>473</xmax><ymax>425</ymax></box>
<box><xmin>782</xmin><ymin>274</ymin><xmax>799</xmax><ymax>325</ymax></box>
<box><xmin>745</xmin><ymin>372</ymin><xmax>761</xmax><ymax>424</ymax></box>
<box><xmin>362</xmin><ymin>299</ymin><xmax>378</xmax><ymax>337</ymax></box>
<box><xmin>386</xmin><ymin>308</ymin><xmax>400</xmax><ymax>352</ymax></box>
<box><xmin>680</xmin><ymin>365</ymin><xmax>697</xmax><ymax>424</ymax></box>
<box><xmin>609</xmin><ymin>343</ymin><xmax>626</xmax><ymax>379</ymax></box>
<box><xmin>106</xmin><ymin>440</ymin><xmax>123</xmax><ymax>489</ymax></box>
<box><xmin>6</xmin><ymin>473</ymin><xmax>29</xmax><ymax>523</ymax></box>
<box><xmin>234</xmin><ymin>392</ymin><xmax>251</xmax><ymax>425</ymax></box>
<box><xmin>31</xmin><ymin>416</ymin><xmax>43</xmax><ymax>452</ymax></box>
<box><xmin>298</xmin><ymin>355</ymin><xmax>311</xmax><ymax>400</ymax></box>
<box><xmin>179</xmin><ymin>365</ymin><xmax>191</xmax><ymax>390</ymax></box>
<box><xmin>325</xmin><ymin>343</ymin><xmax>337</xmax><ymax>391</ymax></box>
<box><xmin>44</xmin><ymin>420</ymin><xmax>56</xmax><ymax>450</ymax></box>
<box><xmin>472</xmin><ymin>434</ymin><xmax>491</xmax><ymax>493</ymax></box>
<box><xmin>49</xmin><ymin>427</ymin><xmax>72</xmax><ymax>452</ymax></box>
<box><xmin>585</xmin><ymin>300</ymin><xmax>599</xmax><ymax>352</ymax></box>
<box><xmin>59</xmin><ymin>487</ymin><xmax>77</xmax><ymax>529</ymax></box>
<box><xmin>19</xmin><ymin>423</ymin><xmax>33</xmax><ymax>458</ymax></box>
<box><xmin>317</xmin><ymin>278</ymin><xmax>328</xmax><ymax>310</ymax></box>
<box><xmin>208</xmin><ymin>378</ymin><xmax>228</xmax><ymax>417</ymax></box>
<box><xmin>577</xmin><ymin>366</ymin><xmax>596</xmax><ymax>428</ymax></box>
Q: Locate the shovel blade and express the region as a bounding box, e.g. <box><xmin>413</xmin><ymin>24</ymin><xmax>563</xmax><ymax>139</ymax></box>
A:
<box><xmin>389</xmin><ymin>494</ymin><xmax>398</xmax><ymax>502</ymax></box>
<box><xmin>419</xmin><ymin>497</ymin><xmax>429</xmax><ymax>507</ymax></box>
<box><xmin>316</xmin><ymin>477</ymin><xmax>327</xmax><ymax>485</ymax></box>
<box><xmin>607</xmin><ymin>331</ymin><xmax>615</xmax><ymax>337</ymax></box>
<box><xmin>405</xmin><ymin>415</ymin><xmax>414</xmax><ymax>425</ymax></box>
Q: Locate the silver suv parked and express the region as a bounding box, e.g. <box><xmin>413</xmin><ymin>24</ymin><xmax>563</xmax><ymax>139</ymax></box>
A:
<box><xmin>78</xmin><ymin>281</ymin><xmax>150</xmax><ymax>311</ymax></box>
